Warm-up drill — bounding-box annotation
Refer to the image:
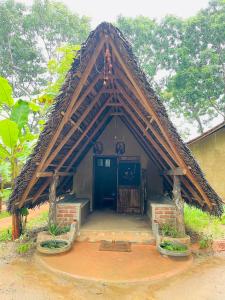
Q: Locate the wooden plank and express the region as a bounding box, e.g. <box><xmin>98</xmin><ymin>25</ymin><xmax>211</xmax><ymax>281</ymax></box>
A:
<box><xmin>19</xmin><ymin>39</ymin><xmax>106</xmax><ymax>208</ymax></box>
<box><xmin>110</xmin><ymin>38</ymin><xmax>212</xmax><ymax>208</ymax></box>
<box><xmin>36</xmin><ymin>172</ymin><xmax>74</xmax><ymax>178</ymax></box>
<box><xmin>162</xmin><ymin>167</ymin><xmax>187</xmax><ymax>176</ymax></box>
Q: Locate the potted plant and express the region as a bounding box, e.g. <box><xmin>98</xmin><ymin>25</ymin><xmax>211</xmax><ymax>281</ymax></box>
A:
<box><xmin>155</xmin><ymin>221</ymin><xmax>191</xmax><ymax>257</ymax></box>
<box><xmin>37</xmin><ymin>220</ymin><xmax>77</xmax><ymax>255</ymax></box>
<box><xmin>160</xmin><ymin>223</ymin><xmax>191</xmax><ymax>246</ymax></box>
<box><xmin>158</xmin><ymin>240</ymin><xmax>191</xmax><ymax>257</ymax></box>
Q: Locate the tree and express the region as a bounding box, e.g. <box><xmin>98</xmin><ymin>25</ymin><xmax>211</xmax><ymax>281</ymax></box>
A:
<box><xmin>0</xmin><ymin>0</ymin><xmax>91</xmax><ymax>97</ymax></box>
<box><xmin>117</xmin><ymin>1</ymin><xmax>225</xmax><ymax>134</ymax></box>
<box><xmin>25</xmin><ymin>0</ymin><xmax>90</xmax><ymax>60</ymax></box>
<box><xmin>0</xmin><ymin>0</ymin><xmax>45</xmax><ymax>97</ymax></box>
<box><xmin>0</xmin><ymin>77</ymin><xmax>39</xmax><ymax>211</ymax></box>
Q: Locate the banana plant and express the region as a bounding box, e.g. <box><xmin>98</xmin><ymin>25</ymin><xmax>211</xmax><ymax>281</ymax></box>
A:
<box><xmin>0</xmin><ymin>77</ymin><xmax>39</xmax><ymax>211</ymax></box>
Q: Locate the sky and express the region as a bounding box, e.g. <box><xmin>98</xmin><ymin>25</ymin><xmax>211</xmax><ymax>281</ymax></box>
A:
<box><xmin>21</xmin><ymin>0</ymin><xmax>210</xmax><ymax>28</ymax></box>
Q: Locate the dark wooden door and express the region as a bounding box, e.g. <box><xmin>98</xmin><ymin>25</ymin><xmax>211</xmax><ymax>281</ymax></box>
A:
<box><xmin>94</xmin><ymin>157</ymin><xmax>117</xmax><ymax>210</ymax></box>
<box><xmin>118</xmin><ymin>159</ymin><xmax>141</xmax><ymax>213</ymax></box>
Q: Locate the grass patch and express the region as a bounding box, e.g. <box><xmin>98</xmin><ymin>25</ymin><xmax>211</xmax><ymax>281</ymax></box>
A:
<box><xmin>184</xmin><ymin>204</ymin><xmax>225</xmax><ymax>239</ymax></box>
<box><xmin>0</xmin><ymin>211</ymin><xmax>10</xmax><ymax>219</ymax></box>
<box><xmin>0</xmin><ymin>228</ymin><xmax>12</xmax><ymax>242</ymax></box>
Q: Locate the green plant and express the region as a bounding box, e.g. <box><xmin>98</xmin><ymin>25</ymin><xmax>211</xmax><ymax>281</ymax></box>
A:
<box><xmin>41</xmin><ymin>240</ymin><xmax>68</xmax><ymax>249</ymax></box>
<box><xmin>48</xmin><ymin>224</ymin><xmax>70</xmax><ymax>236</ymax></box>
<box><xmin>16</xmin><ymin>242</ymin><xmax>32</xmax><ymax>254</ymax></box>
<box><xmin>0</xmin><ymin>211</ymin><xmax>10</xmax><ymax>219</ymax></box>
<box><xmin>160</xmin><ymin>223</ymin><xmax>182</xmax><ymax>238</ymax></box>
<box><xmin>199</xmin><ymin>234</ymin><xmax>213</xmax><ymax>249</ymax></box>
<box><xmin>184</xmin><ymin>204</ymin><xmax>224</xmax><ymax>238</ymax></box>
<box><xmin>160</xmin><ymin>241</ymin><xmax>187</xmax><ymax>252</ymax></box>
<box><xmin>0</xmin><ymin>228</ymin><xmax>12</xmax><ymax>242</ymax></box>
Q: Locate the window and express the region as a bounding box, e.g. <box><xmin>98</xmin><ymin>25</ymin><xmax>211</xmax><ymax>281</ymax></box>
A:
<box><xmin>97</xmin><ymin>158</ymin><xmax>104</xmax><ymax>167</ymax></box>
<box><xmin>105</xmin><ymin>159</ymin><xmax>111</xmax><ymax>167</ymax></box>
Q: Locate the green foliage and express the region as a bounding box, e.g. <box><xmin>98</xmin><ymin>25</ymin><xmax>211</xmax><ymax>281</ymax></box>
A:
<box><xmin>0</xmin><ymin>0</ymin><xmax>90</xmax><ymax>96</ymax></box>
<box><xmin>0</xmin><ymin>76</ymin><xmax>14</xmax><ymax>106</ymax></box>
<box><xmin>10</xmin><ymin>100</ymin><xmax>30</xmax><ymax>131</ymax></box>
<box><xmin>41</xmin><ymin>240</ymin><xmax>68</xmax><ymax>249</ymax></box>
<box><xmin>0</xmin><ymin>119</ymin><xmax>19</xmax><ymax>149</ymax></box>
<box><xmin>48</xmin><ymin>223</ymin><xmax>70</xmax><ymax>236</ymax></box>
<box><xmin>0</xmin><ymin>211</ymin><xmax>10</xmax><ymax>219</ymax></box>
<box><xmin>199</xmin><ymin>234</ymin><xmax>213</xmax><ymax>249</ymax></box>
<box><xmin>160</xmin><ymin>223</ymin><xmax>182</xmax><ymax>238</ymax></box>
<box><xmin>46</xmin><ymin>44</ymin><xmax>80</xmax><ymax>98</ymax></box>
<box><xmin>16</xmin><ymin>242</ymin><xmax>32</xmax><ymax>254</ymax></box>
<box><xmin>184</xmin><ymin>204</ymin><xmax>224</xmax><ymax>238</ymax></box>
<box><xmin>160</xmin><ymin>241</ymin><xmax>188</xmax><ymax>252</ymax></box>
<box><xmin>0</xmin><ymin>228</ymin><xmax>12</xmax><ymax>242</ymax></box>
<box><xmin>117</xmin><ymin>1</ymin><xmax>225</xmax><ymax>133</ymax></box>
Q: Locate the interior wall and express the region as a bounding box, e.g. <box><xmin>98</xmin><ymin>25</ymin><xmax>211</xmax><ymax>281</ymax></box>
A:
<box><xmin>74</xmin><ymin>117</ymin><xmax>163</xmax><ymax>209</ymax></box>
<box><xmin>189</xmin><ymin>127</ymin><xmax>225</xmax><ymax>201</ymax></box>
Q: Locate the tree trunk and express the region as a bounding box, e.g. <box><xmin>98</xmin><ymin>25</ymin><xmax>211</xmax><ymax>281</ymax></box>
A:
<box><xmin>195</xmin><ymin>116</ymin><xmax>204</xmax><ymax>134</ymax></box>
<box><xmin>173</xmin><ymin>175</ymin><xmax>185</xmax><ymax>236</ymax></box>
<box><xmin>12</xmin><ymin>213</ymin><xmax>21</xmax><ymax>240</ymax></box>
<box><xmin>48</xmin><ymin>175</ymin><xmax>59</xmax><ymax>227</ymax></box>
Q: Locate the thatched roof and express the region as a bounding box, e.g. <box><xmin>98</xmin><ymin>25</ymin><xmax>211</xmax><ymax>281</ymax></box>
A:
<box><xmin>8</xmin><ymin>22</ymin><xmax>223</xmax><ymax>215</ymax></box>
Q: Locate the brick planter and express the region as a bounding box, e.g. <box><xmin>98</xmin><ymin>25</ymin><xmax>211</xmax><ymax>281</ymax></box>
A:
<box><xmin>151</xmin><ymin>203</ymin><xmax>176</xmax><ymax>235</ymax></box>
<box><xmin>213</xmin><ymin>239</ymin><xmax>225</xmax><ymax>252</ymax></box>
<box><xmin>56</xmin><ymin>203</ymin><xmax>78</xmax><ymax>226</ymax></box>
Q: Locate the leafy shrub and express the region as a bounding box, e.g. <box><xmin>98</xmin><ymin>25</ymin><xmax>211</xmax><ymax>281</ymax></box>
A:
<box><xmin>16</xmin><ymin>242</ymin><xmax>32</xmax><ymax>254</ymax></box>
<box><xmin>199</xmin><ymin>234</ymin><xmax>213</xmax><ymax>249</ymax></box>
<box><xmin>0</xmin><ymin>228</ymin><xmax>12</xmax><ymax>241</ymax></box>
<box><xmin>48</xmin><ymin>224</ymin><xmax>70</xmax><ymax>236</ymax></box>
<box><xmin>160</xmin><ymin>223</ymin><xmax>182</xmax><ymax>238</ymax></box>
<box><xmin>160</xmin><ymin>241</ymin><xmax>187</xmax><ymax>252</ymax></box>
<box><xmin>41</xmin><ymin>240</ymin><xmax>68</xmax><ymax>249</ymax></box>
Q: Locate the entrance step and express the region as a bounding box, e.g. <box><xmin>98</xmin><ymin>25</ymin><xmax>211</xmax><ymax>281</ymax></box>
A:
<box><xmin>77</xmin><ymin>230</ymin><xmax>156</xmax><ymax>244</ymax></box>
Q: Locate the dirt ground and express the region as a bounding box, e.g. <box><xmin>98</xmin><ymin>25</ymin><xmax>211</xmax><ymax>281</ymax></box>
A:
<box><xmin>0</xmin><ymin>204</ymin><xmax>48</xmax><ymax>230</ymax></box>
<box><xmin>1</xmin><ymin>242</ymin><xmax>225</xmax><ymax>300</ymax></box>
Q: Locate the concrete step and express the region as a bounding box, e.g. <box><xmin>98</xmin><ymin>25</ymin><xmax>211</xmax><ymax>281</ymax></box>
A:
<box><xmin>77</xmin><ymin>230</ymin><xmax>156</xmax><ymax>244</ymax></box>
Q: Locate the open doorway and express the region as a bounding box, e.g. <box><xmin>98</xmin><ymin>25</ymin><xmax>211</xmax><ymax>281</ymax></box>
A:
<box><xmin>93</xmin><ymin>156</ymin><xmax>117</xmax><ymax>210</ymax></box>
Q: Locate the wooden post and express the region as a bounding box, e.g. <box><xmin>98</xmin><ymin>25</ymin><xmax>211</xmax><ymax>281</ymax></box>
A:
<box><xmin>12</xmin><ymin>213</ymin><xmax>21</xmax><ymax>240</ymax></box>
<box><xmin>48</xmin><ymin>175</ymin><xmax>59</xmax><ymax>227</ymax></box>
<box><xmin>173</xmin><ymin>175</ymin><xmax>185</xmax><ymax>235</ymax></box>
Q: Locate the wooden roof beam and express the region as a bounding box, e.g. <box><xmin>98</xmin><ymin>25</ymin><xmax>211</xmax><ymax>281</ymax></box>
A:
<box><xmin>59</xmin><ymin>113</ymin><xmax>112</xmax><ymax>191</ymax></box>
<box><xmin>55</xmin><ymin>96</ymin><xmax>113</xmax><ymax>172</ymax></box>
<box><xmin>31</xmin><ymin>108</ymin><xmax>112</xmax><ymax>206</ymax></box>
<box><xmin>117</xmin><ymin>97</ymin><xmax>175</xmax><ymax>168</ymax></box>
<box><xmin>116</xmin><ymin>81</ymin><xmax>179</xmax><ymax>165</ymax></box>
<box><xmin>19</xmin><ymin>39</ymin><xmax>107</xmax><ymax>207</ymax></box>
<box><xmin>42</xmin><ymin>87</ymin><xmax>108</xmax><ymax>170</ymax></box>
<box><xmin>36</xmin><ymin>172</ymin><xmax>74</xmax><ymax>178</ymax></box>
<box><xmin>162</xmin><ymin>167</ymin><xmax>187</xmax><ymax>176</ymax></box>
<box><xmin>110</xmin><ymin>38</ymin><xmax>212</xmax><ymax>208</ymax></box>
